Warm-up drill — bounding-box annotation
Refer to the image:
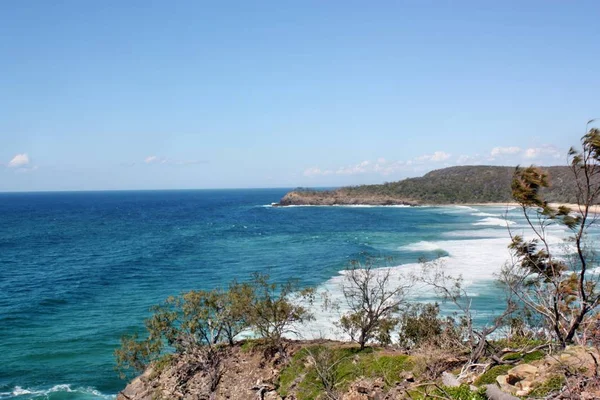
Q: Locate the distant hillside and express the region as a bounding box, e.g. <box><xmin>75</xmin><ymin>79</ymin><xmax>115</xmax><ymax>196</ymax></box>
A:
<box><xmin>277</xmin><ymin>165</ymin><xmax>578</xmax><ymax>206</ymax></box>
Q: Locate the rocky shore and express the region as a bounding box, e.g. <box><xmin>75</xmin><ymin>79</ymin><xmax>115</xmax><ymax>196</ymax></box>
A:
<box><xmin>274</xmin><ymin>190</ymin><xmax>418</xmax><ymax>207</ymax></box>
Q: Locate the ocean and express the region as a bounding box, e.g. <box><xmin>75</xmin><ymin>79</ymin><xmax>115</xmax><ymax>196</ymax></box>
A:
<box><xmin>0</xmin><ymin>189</ymin><xmax>574</xmax><ymax>399</ymax></box>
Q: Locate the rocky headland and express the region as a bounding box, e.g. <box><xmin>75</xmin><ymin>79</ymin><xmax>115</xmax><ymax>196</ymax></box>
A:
<box><xmin>275</xmin><ymin>166</ymin><xmax>578</xmax><ymax>207</ymax></box>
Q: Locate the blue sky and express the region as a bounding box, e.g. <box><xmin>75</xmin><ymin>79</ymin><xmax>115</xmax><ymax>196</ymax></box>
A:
<box><xmin>1</xmin><ymin>1</ymin><xmax>599</xmax><ymax>191</ymax></box>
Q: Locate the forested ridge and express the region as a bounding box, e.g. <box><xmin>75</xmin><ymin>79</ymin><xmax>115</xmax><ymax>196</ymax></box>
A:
<box><xmin>278</xmin><ymin>165</ymin><xmax>579</xmax><ymax>205</ymax></box>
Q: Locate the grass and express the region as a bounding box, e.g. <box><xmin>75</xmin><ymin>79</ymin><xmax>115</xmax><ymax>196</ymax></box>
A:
<box><xmin>528</xmin><ymin>375</ymin><xmax>565</xmax><ymax>397</ymax></box>
<box><xmin>277</xmin><ymin>345</ymin><xmax>412</xmax><ymax>400</ymax></box>
<box><xmin>442</xmin><ymin>385</ymin><xmax>487</xmax><ymax>400</ymax></box>
<box><xmin>503</xmin><ymin>349</ymin><xmax>545</xmax><ymax>363</ymax></box>
<box><xmin>240</xmin><ymin>339</ymin><xmax>259</xmax><ymax>353</ymax></box>
<box><xmin>491</xmin><ymin>337</ymin><xmax>546</xmax><ymax>350</ymax></box>
<box><xmin>408</xmin><ymin>385</ymin><xmax>487</xmax><ymax>400</ymax></box>
<box><xmin>474</xmin><ymin>364</ymin><xmax>512</xmax><ymax>386</ymax></box>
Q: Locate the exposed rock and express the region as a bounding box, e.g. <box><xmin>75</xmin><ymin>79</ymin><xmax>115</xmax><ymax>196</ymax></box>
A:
<box><xmin>495</xmin><ymin>375</ymin><xmax>514</xmax><ymax>394</ymax></box>
<box><xmin>400</xmin><ymin>371</ymin><xmax>415</xmax><ymax>382</ymax></box>
<box><xmin>119</xmin><ymin>344</ymin><xmax>286</xmax><ymax>400</ymax></box>
<box><xmin>276</xmin><ymin>190</ymin><xmax>417</xmax><ymax>207</ymax></box>
<box><xmin>508</xmin><ymin>363</ymin><xmax>538</xmax><ymax>378</ymax></box>
<box><xmin>342</xmin><ymin>378</ymin><xmax>386</xmax><ymax>400</ymax></box>
<box><xmin>441</xmin><ymin>371</ymin><xmax>460</xmax><ymax>387</ymax></box>
<box><xmin>485</xmin><ymin>385</ymin><xmax>520</xmax><ymax>400</ymax></box>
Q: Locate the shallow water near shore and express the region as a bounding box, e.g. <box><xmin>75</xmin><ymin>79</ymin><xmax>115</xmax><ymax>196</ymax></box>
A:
<box><xmin>0</xmin><ymin>189</ymin><xmax>584</xmax><ymax>399</ymax></box>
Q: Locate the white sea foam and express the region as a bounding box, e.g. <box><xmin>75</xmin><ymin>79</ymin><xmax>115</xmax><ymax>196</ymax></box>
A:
<box><xmin>454</xmin><ymin>205</ymin><xmax>478</xmax><ymax>211</ymax></box>
<box><xmin>473</xmin><ymin>217</ymin><xmax>516</xmax><ymax>227</ymax></box>
<box><xmin>291</xmin><ymin>205</ymin><xmax>584</xmax><ymax>341</ymax></box>
<box><xmin>443</xmin><ymin>229</ymin><xmax>506</xmax><ymax>238</ymax></box>
<box><xmin>400</xmin><ymin>241</ymin><xmax>445</xmax><ymax>252</ymax></box>
<box><xmin>2</xmin><ymin>384</ymin><xmax>115</xmax><ymax>399</ymax></box>
<box><xmin>471</xmin><ymin>212</ymin><xmax>497</xmax><ymax>217</ymax></box>
<box><xmin>298</xmin><ymin>214</ymin><xmax>580</xmax><ymax>340</ymax></box>
<box><xmin>298</xmin><ymin>234</ymin><xmax>517</xmax><ymax>340</ymax></box>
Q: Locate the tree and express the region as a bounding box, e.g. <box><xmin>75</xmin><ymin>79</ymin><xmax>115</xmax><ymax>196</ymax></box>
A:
<box><xmin>397</xmin><ymin>302</ymin><xmax>464</xmax><ymax>351</ymax></box>
<box><xmin>338</xmin><ymin>259</ymin><xmax>412</xmax><ymax>350</ymax></box>
<box><xmin>222</xmin><ymin>280</ymin><xmax>255</xmax><ymax>345</ymax></box>
<box><xmin>114</xmin><ymin>284</ymin><xmax>252</xmax><ymax>379</ymax></box>
<box><xmin>502</xmin><ymin>126</ymin><xmax>600</xmax><ymax>347</ymax></box>
<box><xmin>418</xmin><ymin>259</ymin><xmax>516</xmax><ymax>368</ymax></box>
<box><xmin>114</xmin><ymin>332</ymin><xmax>162</xmax><ymax>378</ymax></box>
<box><xmin>246</xmin><ymin>272</ymin><xmax>315</xmax><ymax>354</ymax></box>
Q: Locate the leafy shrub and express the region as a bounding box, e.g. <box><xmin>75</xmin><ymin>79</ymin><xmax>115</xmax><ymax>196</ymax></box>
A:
<box><xmin>398</xmin><ymin>302</ymin><xmax>465</xmax><ymax>351</ymax></box>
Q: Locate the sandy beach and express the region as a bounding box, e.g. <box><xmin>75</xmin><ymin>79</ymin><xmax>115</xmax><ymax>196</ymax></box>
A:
<box><xmin>458</xmin><ymin>202</ymin><xmax>600</xmax><ymax>214</ymax></box>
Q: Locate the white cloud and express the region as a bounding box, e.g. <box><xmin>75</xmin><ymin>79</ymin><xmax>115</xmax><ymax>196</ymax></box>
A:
<box><xmin>490</xmin><ymin>146</ymin><xmax>521</xmax><ymax>157</ymax></box>
<box><xmin>144</xmin><ymin>155</ymin><xmax>207</xmax><ymax>166</ymax></box>
<box><xmin>524</xmin><ymin>146</ymin><xmax>562</xmax><ymax>160</ymax></box>
<box><xmin>456</xmin><ymin>154</ymin><xmax>484</xmax><ymax>165</ymax></box>
<box><xmin>301</xmin><ymin>143</ymin><xmax>567</xmax><ymax>181</ymax></box>
<box><xmin>374</xmin><ymin>160</ymin><xmax>408</xmax><ymax>175</ymax></box>
<box><xmin>415</xmin><ymin>151</ymin><xmax>451</xmax><ymax>162</ymax></box>
<box><xmin>336</xmin><ymin>160</ymin><xmax>381</xmax><ymax>175</ymax></box>
<box><xmin>145</xmin><ymin>155</ymin><xmax>163</xmax><ymax>164</ymax></box>
<box><xmin>304</xmin><ymin>167</ymin><xmax>332</xmax><ymax>177</ymax></box>
<box><xmin>8</xmin><ymin>153</ymin><xmax>30</xmax><ymax>168</ymax></box>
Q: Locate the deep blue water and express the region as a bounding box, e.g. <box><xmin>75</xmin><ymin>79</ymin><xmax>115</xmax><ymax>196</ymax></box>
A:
<box><xmin>0</xmin><ymin>190</ymin><xmax>524</xmax><ymax>399</ymax></box>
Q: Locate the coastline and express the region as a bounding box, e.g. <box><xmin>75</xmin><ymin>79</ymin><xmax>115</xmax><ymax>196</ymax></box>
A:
<box><xmin>433</xmin><ymin>202</ymin><xmax>600</xmax><ymax>214</ymax></box>
<box><xmin>273</xmin><ymin>201</ymin><xmax>600</xmax><ymax>214</ymax></box>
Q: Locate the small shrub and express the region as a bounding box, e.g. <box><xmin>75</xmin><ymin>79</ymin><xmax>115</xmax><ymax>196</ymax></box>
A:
<box><xmin>398</xmin><ymin>302</ymin><xmax>465</xmax><ymax>350</ymax></box>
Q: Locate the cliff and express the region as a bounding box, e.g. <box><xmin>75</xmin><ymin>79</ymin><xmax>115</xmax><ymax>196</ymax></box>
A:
<box><xmin>276</xmin><ymin>166</ymin><xmax>578</xmax><ymax>206</ymax></box>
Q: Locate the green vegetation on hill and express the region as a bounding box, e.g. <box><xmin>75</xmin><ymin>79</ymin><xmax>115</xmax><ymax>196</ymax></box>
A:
<box><xmin>279</xmin><ymin>165</ymin><xmax>579</xmax><ymax>205</ymax></box>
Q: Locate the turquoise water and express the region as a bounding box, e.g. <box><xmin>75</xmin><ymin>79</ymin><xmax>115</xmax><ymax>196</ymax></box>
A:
<box><xmin>0</xmin><ymin>190</ymin><xmax>553</xmax><ymax>399</ymax></box>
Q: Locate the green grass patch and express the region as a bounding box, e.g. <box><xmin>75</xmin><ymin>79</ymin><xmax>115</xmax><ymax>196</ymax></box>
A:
<box><xmin>240</xmin><ymin>339</ymin><xmax>259</xmax><ymax>353</ymax></box>
<box><xmin>443</xmin><ymin>385</ymin><xmax>487</xmax><ymax>400</ymax></box>
<box><xmin>529</xmin><ymin>375</ymin><xmax>565</xmax><ymax>397</ymax></box>
<box><xmin>474</xmin><ymin>364</ymin><xmax>512</xmax><ymax>386</ymax></box>
<box><xmin>491</xmin><ymin>337</ymin><xmax>545</xmax><ymax>349</ymax></box>
<box><xmin>408</xmin><ymin>385</ymin><xmax>486</xmax><ymax>400</ymax></box>
<box><xmin>278</xmin><ymin>348</ymin><xmax>311</xmax><ymax>398</ymax></box>
<box><xmin>503</xmin><ymin>350</ymin><xmax>545</xmax><ymax>363</ymax></box>
<box><xmin>277</xmin><ymin>346</ymin><xmax>412</xmax><ymax>400</ymax></box>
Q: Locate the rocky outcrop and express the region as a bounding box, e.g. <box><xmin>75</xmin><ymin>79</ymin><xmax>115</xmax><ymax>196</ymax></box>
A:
<box><xmin>276</xmin><ymin>190</ymin><xmax>417</xmax><ymax>207</ymax></box>
<box><xmin>118</xmin><ymin>345</ymin><xmax>283</xmax><ymax>400</ymax></box>
<box><xmin>496</xmin><ymin>363</ymin><xmax>538</xmax><ymax>396</ymax></box>
<box><xmin>493</xmin><ymin>346</ymin><xmax>600</xmax><ymax>398</ymax></box>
